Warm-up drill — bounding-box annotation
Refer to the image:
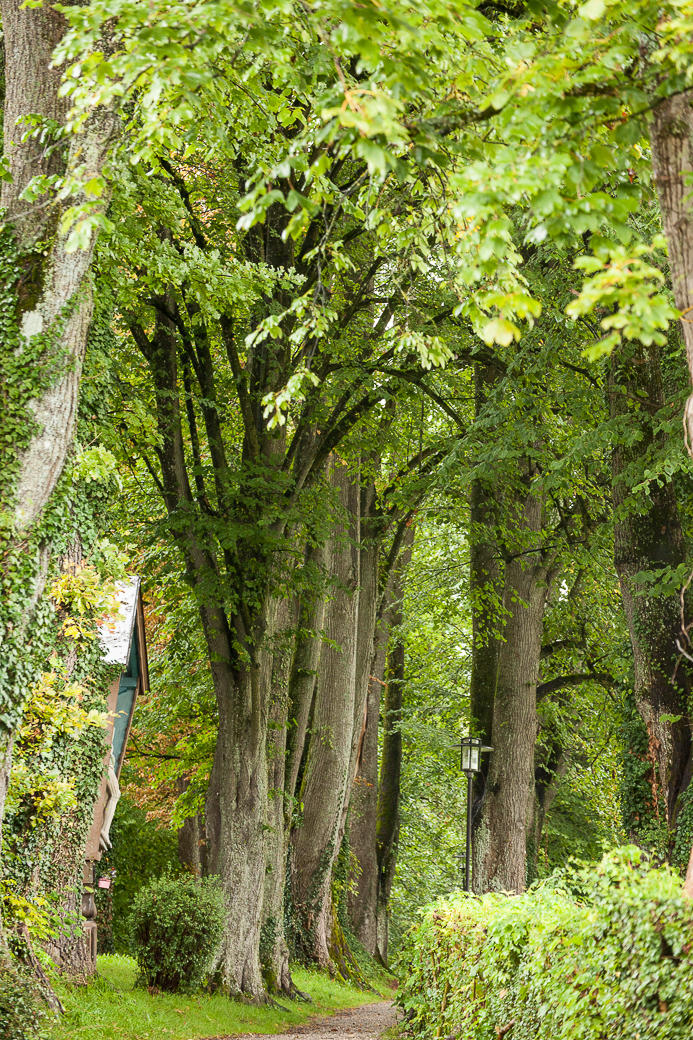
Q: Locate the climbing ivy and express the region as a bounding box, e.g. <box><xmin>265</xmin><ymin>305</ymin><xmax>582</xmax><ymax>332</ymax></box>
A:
<box><xmin>1</xmin><ymin>302</ymin><xmax>129</xmax><ymax>961</ymax></box>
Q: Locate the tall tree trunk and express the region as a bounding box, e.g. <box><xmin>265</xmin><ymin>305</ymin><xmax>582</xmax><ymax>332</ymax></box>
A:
<box><xmin>347</xmin><ymin>613</ymin><xmax>388</xmax><ymax>957</ymax></box>
<box><xmin>0</xmin><ymin>2</ymin><xmax>117</xmax><ymax>929</ymax></box>
<box><xmin>205</xmin><ymin>627</ymin><xmax>273</xmax><ymax>997</ymax></box>
<box><xmin>341</xmin><ymin>483</ymin><xmax>379</xmax><ymax>833</ymax></box>
<box><xmin>285</xmin><ymin>540</ymin><xmax>328</xmax><ymax>808</ymax></box>
<box><xmin>344</xmin><ymin>482</ymin><xmax>388</xmax><ymax>956</ymax></box>
<box><xmin>290</xmin><ymin>461</ymin><xmax>360</xmax><ymax>970</ymax></box>
<box><xmin>375</xmin><ymin>533</ymin><xmax>414</xmax><ymax>966</ymax></box>
<box><xmin>650</xmin><ymin>92</ymin><xmax>693</xmax><ymax>447</ymax></box>
<box><xmin>261</xmin><ymin>597</ymin><xmax>297</xmax><ymax>996</ymax></box>
<box><xmin>609</xmin><ymin>342</ymin><xmax>692</xmax><ymax>835</ymax></box>
<box><xmin>475</xmin><ymin>482</ymin><xmax>549</xmax><ymax>894</ymax></box>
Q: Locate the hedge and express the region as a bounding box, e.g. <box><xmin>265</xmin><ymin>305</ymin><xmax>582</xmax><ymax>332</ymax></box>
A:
<box><xmin>396</xmin><ymin>847</ymin><xmax>693</xmax><ymax>1040</ymax></box>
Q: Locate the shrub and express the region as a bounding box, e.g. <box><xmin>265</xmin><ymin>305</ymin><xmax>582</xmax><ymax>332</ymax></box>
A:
<box><xmin>129</xmin><ymin>875</ymin><xmax>225</xmax><ymax>994</ymax></box>
<box><xmin>96</xmin><ymin>797</ymin><xmax>183</xmax><ymax>953</ymax></box>
<box><xmin>396</xmin><ymin>847</ymin><xmax>693</xmax><ymax>1040</ymax></box>
<box><xmin>0</xmin><ymin>963</ymin><xmax>46</xmax><ymax>1040</ymax></box>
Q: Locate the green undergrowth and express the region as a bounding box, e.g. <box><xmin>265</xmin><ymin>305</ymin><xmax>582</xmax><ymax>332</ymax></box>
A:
<box><xmin>50</xmin><ymin>954</ymin><xmax>389</xmax><ymax>1040</ymax></box>
<box><xmin>396</xmin><ymin>847</ymin><xmax>693</xmax><ymax>1040</ymax></box>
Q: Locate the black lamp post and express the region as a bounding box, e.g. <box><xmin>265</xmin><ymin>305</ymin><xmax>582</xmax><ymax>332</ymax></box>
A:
<box><xmin>453</xmin><ymin>736</ymin><xmax>492</xmax><ymax>892</ymax></box>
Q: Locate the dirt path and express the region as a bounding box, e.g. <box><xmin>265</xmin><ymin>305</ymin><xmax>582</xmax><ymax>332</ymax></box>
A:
<box><xmin>206</xmin><ymin>1001</ymin><xmax>398</xmax><ymax>1040</ymax></box>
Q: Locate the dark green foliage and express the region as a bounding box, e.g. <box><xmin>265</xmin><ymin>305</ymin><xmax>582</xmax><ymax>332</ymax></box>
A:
<box><xmin>129</xmin><ymin>875</ymin><xmax>225</xmax><ymax>994</ymax></box>
<box><xmin>618</xmin><ymin>691</ymin><xmax>669</xmax><ymax>858</ymax></box>
<box><xmin>0</xmin><ymin>963</ymin><xmax>45</xmax><ymax>1040</ymax></box>
<box><xmin>96</xmin><ymin>797</ymin><xmax>182</xmax><ymax>953</ymax></box>
<box><xmin>397</xmin><ymin>847</ymin><xmax>693</xmax><ymax>1040</ymax></box>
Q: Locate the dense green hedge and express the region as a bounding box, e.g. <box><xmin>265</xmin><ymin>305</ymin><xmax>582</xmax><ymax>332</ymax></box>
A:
<box><xmin>396</xmin><ymin>848</ymin><xmax>693</xmax><ymax>1040</ymax></box>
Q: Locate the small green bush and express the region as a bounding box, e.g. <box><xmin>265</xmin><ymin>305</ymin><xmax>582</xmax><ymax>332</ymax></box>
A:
<box><xmin>0</xmin><ymin>963</ymin><xmax>45</xmax><ymax>1040</ymax></box>
<box><xmin>396</xmin><ymin>847</ymin><xmax>693</xmax><ymax>1040</ymax></box>
<box><xmin>129</xmin><ymin>875</ymin><xmax>225</xmax><ymax>994</ymax></box>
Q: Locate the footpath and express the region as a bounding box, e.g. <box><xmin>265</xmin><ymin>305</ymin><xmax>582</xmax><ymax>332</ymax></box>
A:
<box><xmin>208</xmin><ymin>1001</ymin><xmax>398</xmax><ymax>1040</ymax></box>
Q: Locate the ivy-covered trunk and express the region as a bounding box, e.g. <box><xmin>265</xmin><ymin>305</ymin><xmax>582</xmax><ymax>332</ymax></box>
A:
<box><xmin>609</xmin><ymin>342</ymin><xmax>692</xmax><ymax>840</ymax></box>
<box><xmin>0</xmin><ymin>0</ymin><xmax>117</xmax><ymax>944</ymax></box>
<box><xmin>475</xmin><ymin>481</ymin><xmax>549</xmax><ymax>894</ymax></box>
<box><xmin>290</xmin><ymin>461</ymin><xmax>360</xmax><ymax>970</ymax></box>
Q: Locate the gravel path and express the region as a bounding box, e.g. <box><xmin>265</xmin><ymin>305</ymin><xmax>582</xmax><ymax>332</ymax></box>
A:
<box><xmin>206</xmin><ymin>1000</ymin><xmax>398</xmax><ymax>1040</ymax></box>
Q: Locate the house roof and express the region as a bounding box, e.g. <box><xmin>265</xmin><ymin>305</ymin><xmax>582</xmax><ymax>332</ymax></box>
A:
<box><xmin>97</xmin><ymin>576</ymin><xmax>141</xmax><ymax>667</ymax></box>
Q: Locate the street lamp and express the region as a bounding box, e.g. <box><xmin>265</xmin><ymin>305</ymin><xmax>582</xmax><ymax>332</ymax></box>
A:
<box><xmin>453</xmin><ymin>736</ymin><xmax>492</xmax><ymax>893</ymax></box>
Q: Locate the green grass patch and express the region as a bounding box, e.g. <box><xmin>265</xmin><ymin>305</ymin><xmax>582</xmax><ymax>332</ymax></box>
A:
<box><xmin>50</xmin><ymin>955</ymin><xmax>389</xmax><ymax>1040</ymax></box>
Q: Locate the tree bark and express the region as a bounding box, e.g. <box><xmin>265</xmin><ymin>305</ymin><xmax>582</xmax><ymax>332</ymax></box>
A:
<box><xmin>609</xmin><ymin>342</ymin><xmax>692</xmax><ymax>834</ymax></box>
<box><xmin>285</xmin><ymin>541</ymin><xmax>328</xmax><ymax>808</ymax></box>
<box><xmin>374</xmin><ymin>533</ymin><xmax>413</xmax><ymax>966</ymax></box>
<box><xmin>344</xmin><ymin>482</ymin><xmax>389</xmax><ymax>956</ymax></box>
<box><xmin>261</xmin><ymin>597</ymin><xmax>297</xmax><ymax>996</ymax></box>
<box><xmin>650</xmin><ymin>91</ymin><xmax>693</xmax><ymax>448</ymax></box>
<box><xmin>347</xmin><ymin>611</ymin><xmax>388</xmax><ymax>957</ymax></box>
<box><xmin>475</xmin><ymin>481</ymin><xmax>549</xmax><ymax>894</ymax></box>
<box><xmin>290</xmin><ymin>460</ymin><xmax>360</xmax><ymax>970</ymax></box>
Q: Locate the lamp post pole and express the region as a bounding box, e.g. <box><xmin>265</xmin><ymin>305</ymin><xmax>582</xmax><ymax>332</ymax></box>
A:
<box><xmin>465</xmin><ymin>769</ymin><xmax>474</xmax><ymax>892</ymax></box>
<box><xmin>453</xmin><ymin>736</ymin><xmax>493</xmax><ymax>894</ymax></box>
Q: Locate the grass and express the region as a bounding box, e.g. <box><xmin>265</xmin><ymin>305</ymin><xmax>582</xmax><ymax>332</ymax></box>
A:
<box><xmin>49</xmin><ymin>955</ymin><xmax>392</xmax><ymax>1040</ymax></box>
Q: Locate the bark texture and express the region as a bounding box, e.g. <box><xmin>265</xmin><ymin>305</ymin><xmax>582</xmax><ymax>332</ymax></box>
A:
<box><xmin>650</xmin><ymin>91</ymin><xmax>693</xmax><ymax>447</ymax></box>
<box><xmin>475</xmin><ymin>482</ymin><xmax>549</xmax><ymax>894</ymax></box>
<box><xmin>291</xmin><ymin>461</ymin><xmax>360</xmax><ymax>969</ymax></box>
<box><xmin>2</xmin><ymin>0</ymin><xmax>118</xmax><ymax>533</ymax></box>
<box><xmin>373</xmin><ymin>527</ymin><xmax>414</xmax><ymax>965</ymax></box>
<box><xmin>347</xmin><ymin>597</ymin><xmax>389</xmax><ymax>956</ymax></box>
<box><xmin>261</xmin><ymin>598</ymin><xmax>296</xmax><ymax>996</ymax></box>
<box><xmin>609</xmin><ymin>342</ymin><xmax>692</xmax><ymax>833</ymax></box>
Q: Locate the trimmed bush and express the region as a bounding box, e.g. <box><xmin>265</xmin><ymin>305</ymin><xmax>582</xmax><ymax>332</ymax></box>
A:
<box><xmin>129</xmin><ymin>875</ymin><xmax>225</xmax><ymax>994</ymax></box>
<box><xmin>0</xmin><ymin>963</ymin><xmax>45</xmax><ymax>1040</ymax></box>
<box><xmin>397</xmin><ymin>847</ymin><xmax>693</xmax><ymax>1040</ymax></box>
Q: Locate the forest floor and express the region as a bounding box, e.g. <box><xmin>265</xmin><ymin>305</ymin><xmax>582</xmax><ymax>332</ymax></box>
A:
<box><xmin>50</xmin><ymin>955</ymin><xmax>396</xmax><ymax>1040</ymax></box>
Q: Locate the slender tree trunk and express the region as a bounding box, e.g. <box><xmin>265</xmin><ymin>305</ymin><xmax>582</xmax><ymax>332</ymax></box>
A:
<box><xmin>178</xmin><ymin>812</ymin><xmax>206</xmax><ymax>875</ymax></box>
<box><xmin>285</xmin><ymin>541</ymin><xmax>328</xmax><ymax>808</ymax></box>
<box><xmin>609</xmin><ymin>342</ymin><xmax>692</xmax><ymax>835</ymax></box>
<box><xmin>529</xmin><ymin>740</ymin><xmax>567</xmax><ymax>877</ymax></box>
<box><xmin>290</xmin><ymin>461</ymin><xmax>360</xmax><ymax>970</ymax></box>
<box><xmin>347</xmin><ymin>615</ymin><xmax>388</xmax><ymax>957</ymax></box>
<box><xmin>337</xmin><ymin>481</ymin><xmax>379</xmax><ymax>854</ymax></box>
<box><xmin>375</xmin><ymin>534</ymin><xmax>413</xmax><ymax>966</ymax></box>
<box><xmin>475</xmin><ymin>483</ymin><xmax>549</xmax><ymax>894</ymax></box>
